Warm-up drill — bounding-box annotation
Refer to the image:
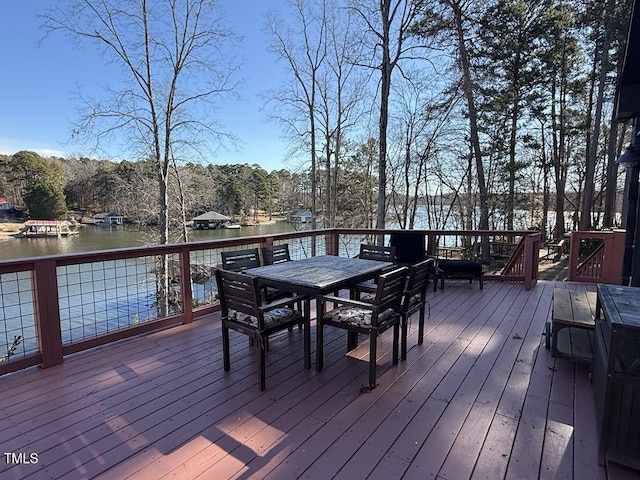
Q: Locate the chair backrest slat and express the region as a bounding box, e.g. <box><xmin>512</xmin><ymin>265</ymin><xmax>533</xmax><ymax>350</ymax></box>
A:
<box><xmin>215</xmin><ymin>269</ymin><xmax>261</xmax><ymax>321</ymax></box>
<box><xmin>373</xmin><ymin>267</ymin><xmax>407</xmax><ymax>322</ymax></box>
<box><xmin>405</xmin><ymin>258</ymin><xmax>434</xmax><ymax>298</ymax></box>
<box><xmin>359</xmin><ymin>244</ymin><xmax>396</xmax><ymax>263</ymax></box>
<box><xmin>221</xmin><ymin>248</ymin><xmax>261</xmax><ymax>272</ymax></box>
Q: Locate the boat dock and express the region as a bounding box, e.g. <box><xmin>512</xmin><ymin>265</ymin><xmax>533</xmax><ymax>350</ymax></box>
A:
<box><xmin>19</xmin><ymin>220</ymin><xmax>78</xmax><ymax>238</ymax></box>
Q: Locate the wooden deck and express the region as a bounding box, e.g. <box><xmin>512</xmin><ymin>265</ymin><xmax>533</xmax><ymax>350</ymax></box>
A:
<box><xmin>1</xmin><ymin>281</ymin><xmax>640</xmax><ymax>479</ymax></box>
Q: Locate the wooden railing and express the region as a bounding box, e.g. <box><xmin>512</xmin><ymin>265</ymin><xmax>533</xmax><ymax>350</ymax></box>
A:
<box><xmin>498</xmin><ymin>233</ymin><xmax>542</xmax><ymax>290</ymax></box>
<box><xmin>0</xmin><ymin>228</ymin><xmax>540</xmax><ymax>376</ymax></box>
<box><xmin>567</xmin><ymin>230</ymin><xmax>625</xmax><ymax>284</ymax></box>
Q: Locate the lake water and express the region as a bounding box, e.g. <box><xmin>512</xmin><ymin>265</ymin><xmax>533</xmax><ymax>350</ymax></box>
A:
<box><xmin>0</xmin><ymin>221</ymin><xmax>311</xmax><ymax>357</ymax></box>
<box><xmin>0</xmin><ymin>222</ymin><xmax>300</xmax><ymax>261</ymax></box>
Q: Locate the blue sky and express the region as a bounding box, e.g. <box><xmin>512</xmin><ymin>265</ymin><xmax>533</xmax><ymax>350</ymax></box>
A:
<box><xmin>0</xmin><ymin>1</ymin><xmax>297</xmax><ymax>172</ymax></box>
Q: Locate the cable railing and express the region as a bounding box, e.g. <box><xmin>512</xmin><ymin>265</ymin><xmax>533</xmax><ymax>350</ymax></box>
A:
<box><xmin>0</xmin><ymin>228</ymin><xmax>540</xmax><ymax>376</ymax></box>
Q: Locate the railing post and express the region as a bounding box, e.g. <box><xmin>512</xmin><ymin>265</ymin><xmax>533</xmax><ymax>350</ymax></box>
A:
<box><xmin>33</xmin><ymin>259</ymin><xmax>63</xmax><ymax>368</ymax></box>
<box><xmin>426</xmin><ymin>233</ymin><xmax>437</xmax><ymax>256</ymax></box>
<box><xmin>567</xmin><ymin>232</ymin><xmax>580</xmax><ymax>282</ymax></box>
<box><xmin>605</xmin><ymin>230</ymin><xmax>626</xmax><ymax>285</ymax></box>
<box><xmin>261</xmin><ymin>236</ymin><xmax>274</xmax><ymax>248</ymax></box>
<box><xmin>523</xmin><ymin>233</ymin><xmax>540</xmax><ymax>290</ymax></box>
<box><xmin>325</xmin><ymin>230</ymin><xmax>339</xmax><ymax>256</ymax></box>
<box><xmin>180</xmin><ymin>246</ymin><xmax>193</xmax><ymax>324</ymax></box>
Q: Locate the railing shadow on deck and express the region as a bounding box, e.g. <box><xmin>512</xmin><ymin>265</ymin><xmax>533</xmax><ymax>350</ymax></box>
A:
<box><xmin>0</xmin><ymin>228</ymin><xmax>543</xmax><ymax>376</ymax></box>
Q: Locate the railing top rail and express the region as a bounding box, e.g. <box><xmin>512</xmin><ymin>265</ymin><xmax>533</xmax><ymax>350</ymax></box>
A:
<box><xmin>333</xmin><ymin>228</ymin><xmax>538</xmax><ymax>236</ymax></box>
<box><xmin>0</xmin><ymin>228</ymin><xmax>541</xmax><ymax>271</ymax></box>
<box><xmin>571</xmin><ymin>229</ymin><xmax>624</xmax><ymax>239</ymax></box>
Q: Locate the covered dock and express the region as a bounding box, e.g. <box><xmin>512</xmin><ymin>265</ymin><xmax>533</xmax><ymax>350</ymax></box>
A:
<box><xmin>18</xmin><ymin>220</ymin><xmax>77</xmax><ymax>238</ymax></box>
<box><xmin>191</xmin><ymin>211</ymin><xmax>231</xmax><ymax>229</ymax></box>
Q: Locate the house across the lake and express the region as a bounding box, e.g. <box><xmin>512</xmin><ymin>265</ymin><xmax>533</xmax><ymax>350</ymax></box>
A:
<box><xmin>191</xmin><ymin>211</ymin><xmax>231</xmax><ymax>229</ymax></box>
<box><xmin>0</xmin><ymin>198</ymin><xmax>13</xmax><ymax>210</ymax></box>
<box><xmin>91</xmin><ymin>212</ymin><xmax>125</xmax><ymax>226</ymax></box>
<box><xmin>288</xmin><ymin>209</ymin><xmax>313</xmax><ymax>223</ymax></box>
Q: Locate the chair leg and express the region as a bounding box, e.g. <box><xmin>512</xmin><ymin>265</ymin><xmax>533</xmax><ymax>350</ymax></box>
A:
<box><xmin>304</xmin><ymin>301</ymin><xmax>311</xmax><ymax>369</ymax></box>
<box><xmin>222</xmin><ymin>325</ymin><xmax>231</xmax><ymax>372</ymax></box>
<box><xmin>401</xmin><ymin>313</ymin><xmax>408</xmax><ymax>360</ymax></box>
<box><xmin>259</xmin><ymin>338</ymin><xmax>266</xmax><ymax>391</ymax></box>
<box><xmin>418</xmin><ymin>308</ymin><xmax>425</xmax><ymax>346</ymax></box>
<box><xmin>392</xmin><ymin>323</ymin><xmax>400</xmax><ymax>365</ymax></box>
<box><xmin>251</xmin><ymin>336</ymin><xmax>270</xmax><ymax>350</ymax></box>
<box><xmin>316</xmin><ymin>320</ymin><xmax>324</xmax><ymax>372</ymax></box>
<box><xmin>369</xmin><ymin>330</ymin><xmax>377</xmax><ymax>388</ymax></box>
<box><xmin>347</xmin><ymin>332</ymin><xmax>358</xmax><ymax>351</ymax></box>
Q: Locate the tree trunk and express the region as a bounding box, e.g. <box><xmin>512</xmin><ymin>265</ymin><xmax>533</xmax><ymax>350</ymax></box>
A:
<box><xmin>452</xmin><ymin>2</ymin><xmax>489</xmax><ymax>259</ymax></box>
<box><xmin>376</xmin><ymin>0</ymin><xmax>392</xmax><ymax>231</ymax></box>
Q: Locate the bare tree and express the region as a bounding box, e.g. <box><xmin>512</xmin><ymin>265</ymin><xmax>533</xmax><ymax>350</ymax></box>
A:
<box><xmin>350</xmin><ymin>0</ymin><xmax>425</xmax><ymax>230</ymax></box>
<box><xmin>265</xmin><ymin>0</ymin><xmax>328</xmax><ymax>238</ymax></box>
<box><xmin>316</xmin><ymin>1</ymin><xmax>371</xmax><ymax>227</ymax></box>
<box><xmin>43</xmin><ymin>0</ymin><xmax>240</xmax><ymax>245</ymax></box>
<box><xmin>388</xmin><ymin>73</ymin><xmax>455</xmax><ymax>229</ymax></box>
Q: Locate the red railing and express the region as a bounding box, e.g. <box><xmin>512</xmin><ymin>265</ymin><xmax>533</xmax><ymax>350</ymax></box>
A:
<box><xmin>0</xmin><ymin>228</ymin><xmax>539</xmax><ymax>376</ymax></box>
<box><xmin>567</xmin><ymin>230</ymin><xmax>625</xmax><ymax>284</ymax></box>
<box><xmin>497</xmin><ymin>233</ymin><xmax>541</xmax><ymax>289</ymax></box>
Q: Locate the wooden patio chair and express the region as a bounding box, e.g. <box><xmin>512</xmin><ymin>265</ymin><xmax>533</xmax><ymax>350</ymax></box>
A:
<box><xmin>260</xmin><ymin>243</ymin><xmax>302</xmax><ymax>324</ymax></box>
<box><xmin>358</xmin><ymin>243</ymin><xmax>396</xmax><ymax>263</ymax></box>
<box><xmin>402</xmin><ymin>258</ymin><xmax>434</xmax><ymax>359</ymax></box>
<box><xmin>317</xmin><ymin>266</ymin><xmax>407</xmax><ymax>390</ymax></box>
<box><xmin>260</xmin><ymin>243</ymin><xmax>301</xmax><ymax>305</ymax></box>
<box><xmin>215</xmin><ymin>269</ymin><xmax>311</xmax><ymax>391</ymax></box>
<box><xmin>350</xmin><ymin>244</ymin><xmax>397</xmax><ymax>299</ymax></box>
<box><xmin>221</xmin><ymin>247</ymin><xmax>261</xmax><ymax>272</ymax></box>
<box><xmin>221</xmin><ymin>246</ymin><xmax>294</xmax><ymax>342</ymax></box>
<box><xmin>261</xmin><ymin>244</ymin><xmax>291</xmax><ymax>265</ymax></box>
<box><xmin>222</xmin><ymin>246</ymin><xmax>291</xmax><ymax>300</ymax></box>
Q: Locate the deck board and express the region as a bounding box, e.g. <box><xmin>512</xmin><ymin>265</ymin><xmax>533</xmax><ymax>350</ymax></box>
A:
<box><xmin>1</xmin><ymin>280</ymin><xmax>639</xmax><ymax>479</ymax></box>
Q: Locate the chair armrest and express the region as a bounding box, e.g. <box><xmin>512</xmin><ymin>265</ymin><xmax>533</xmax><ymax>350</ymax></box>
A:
<box><xmin>260</xmin><ymin>294</ymin><xmax>310</xmax><ymax>313</ymax></box>
<box><xmin>318</xmin><ymin>294</ymin><xmax>374</xmax><ymax>311</ymax></box>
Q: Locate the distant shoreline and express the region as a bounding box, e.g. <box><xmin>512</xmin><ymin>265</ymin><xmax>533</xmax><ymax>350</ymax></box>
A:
<box><xmin>0</xmin><ymin>221</ymin><xmax>22</xmax><ymax>240</ymax></box>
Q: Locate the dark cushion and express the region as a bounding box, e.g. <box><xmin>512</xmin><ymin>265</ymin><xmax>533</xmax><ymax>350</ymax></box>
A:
<box><xmin>390</xmin><ymin>231</ymin><xmax>426</xmax><ymax>265</ymax></box>
<box><xmin>438</xmin><ymin>260</ymin><xmax>482</xmax><ymax>274</ymax></box>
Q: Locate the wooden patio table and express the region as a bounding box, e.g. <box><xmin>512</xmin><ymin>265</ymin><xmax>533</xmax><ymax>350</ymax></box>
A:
<box><xmin>246</xmin><ymin>255</ymin><xmax>393</xmax><ymax>354</ymax></box>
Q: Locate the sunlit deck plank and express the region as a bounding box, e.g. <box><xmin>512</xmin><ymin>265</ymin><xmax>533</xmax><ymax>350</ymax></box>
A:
<box><xmin>370</xmin><ymin>283</ymin><xmax>520</xmax><ymax>480</ymax></box>
<box><xmin>424</xmin><ymin>282</ymin><xmax>543</xmax><ymax>480</ymax></box>
<box><xmin>281</xmin><ymin>282</ymin><xmax>498</xmax><ymax>479</ymax></box>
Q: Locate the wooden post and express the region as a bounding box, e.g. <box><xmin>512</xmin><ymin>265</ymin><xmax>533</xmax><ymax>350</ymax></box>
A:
<box><xmin>523</xmin><ymin>233</ymin><xmax>540</xmax><ymax>290</ymax></box>
<box><xmin>604</xmin><ymin>230</ymin><xmax>626</xmax><ymax>285</ymax></box>
<box><xmin>426</xmin><ymin>233</ymin><xmax>437</xmax><ymax>256</ymax></box>
<box><xmin>33</xmin><ymin>259</ymin><xmax>63</xmax><ymax>368</ymax></box>
<box><xmin>325</xmin><ymin>230</ymin><xmax>339</xmax><ymax>256</ymax></box>
<box><xmin>180</xmin><ymin>246</ymin><xmax>193</xmax><ymax>324</ymax></box>
<box><xmin>567</xmin><ymin>232</ymin><xmax>580</xmax><ymax>282</ymax></box>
